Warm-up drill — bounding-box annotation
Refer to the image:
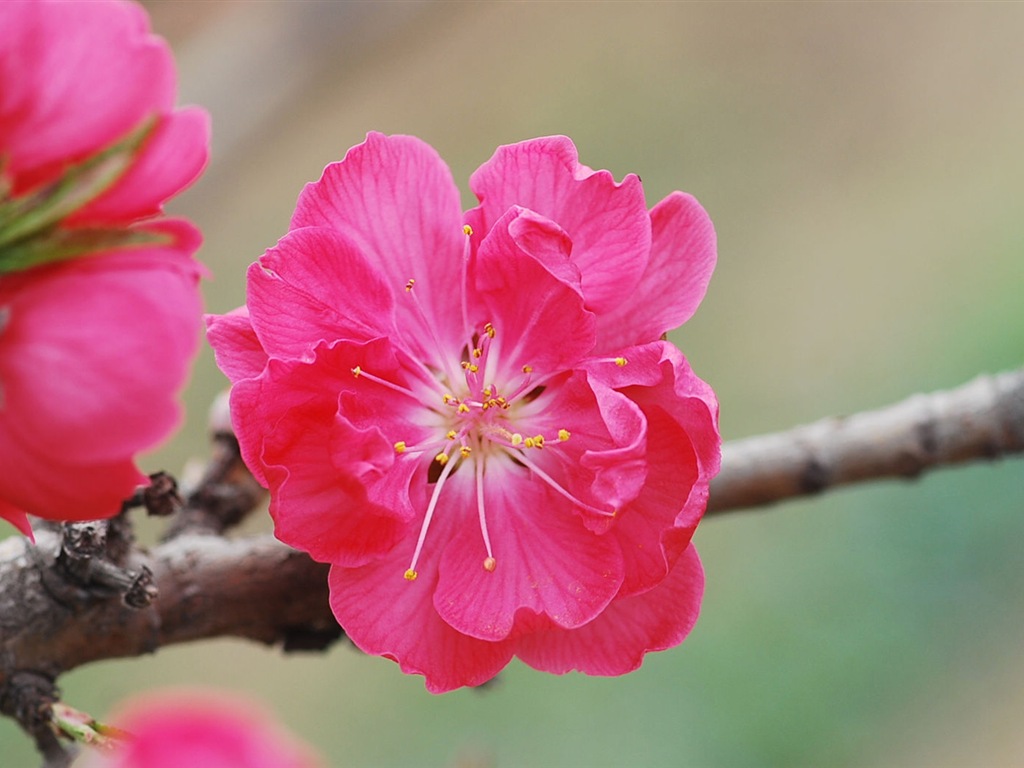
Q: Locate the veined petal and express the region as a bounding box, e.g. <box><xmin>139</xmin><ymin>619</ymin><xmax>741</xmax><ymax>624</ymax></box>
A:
<box><xmin>474</xmin><ymin>209</ymin><xmax>596</xmax><ymax>376</ymax></box>
<box><xmin>0</xmin><ymin>219</ymin><xmax>201</xmax><ymax>464</ymax></box>
<box><xmin>247</xmin><ymin>227</ymin><xmax>397</xmax><ymax>361</ymax></box>
<box><xmin>205</xmin><ymin>307</ymin><xmax>268</xmax><ymax>384</ymax></box>
<box><xmin>595</xmin><ymin>192</ymin><xmax>717</xmax><ymax>353</ymax></box>
<box><xmin>515</xmin><ymin>543</ymin><xmax>703</xmax><ymax>676</ymax></box>
<box><xmin>329</xmin><ymin>550</ymin><xmax>517</xmax><ymax>693</ymax></box>
<box><xmin>468</xmin><ymin>136</ymin><xmax>650</xmax><ymax>314</ymax></box>
<box><xmin>291</xmin><ymin>132</ymin><xmax>466</xmax><ymax>357</ymax></box>
<box><xmin>433</xmin><ymin>460</ymin><xmax>624</xmax><ymax>641</ymax></box>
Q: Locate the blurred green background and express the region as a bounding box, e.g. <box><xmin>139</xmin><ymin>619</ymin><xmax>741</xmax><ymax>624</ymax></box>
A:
<box><xmin>4</xmin><ymin>2</ymin><xmax>1023</xmax><ymax>765</ymax></box>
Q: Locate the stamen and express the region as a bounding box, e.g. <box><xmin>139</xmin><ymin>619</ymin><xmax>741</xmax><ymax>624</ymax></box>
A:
<box><xmin>405</xmin><ymin>444</ymin><xmax>460</xmax><ymax>581</ymax></box>
<box><xmin>558</xmin><ymin>429</ymin><xmax>571</xmax><ymax>442</ymax></box>
<box><xmin>394</xmin><ymin>441</ymin><xmax>406</xmax><ymax>454</ymax></box>
<box><xmin>514</xmin><ymin>450</ymin><xmax>617</xmax><ymax>518</ymax></box>
<box><xmin>476</xmin><ymin>452</ymin><xmax>495</xmax><ymax>572</ymax></box>
<box><xmin>460</xmin><ymin>227</ymin><xmax>472</xmax><ymax>342</ymax></box>
<box><xmin>404</xmin><ymin>277</ymin><xmax>460</xmax><ymax>385</ymax></box>
<box><xmin>351</xmin><ymin>366</ymin><xmax>422</xmax><ymax>402</ymax></box>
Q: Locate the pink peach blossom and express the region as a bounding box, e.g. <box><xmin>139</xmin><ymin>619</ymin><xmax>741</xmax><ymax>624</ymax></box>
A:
<box><xmin>79</xmin><ymin>689</ymin><xmax>322</xmax><ymax>768</ymax></box>
<box><xmin>208</xmin><ymin>132</ymin><xmax>719</xmax><ymax>691</ymax></box>
<box><xmin>0</xmin><ymin>0</ymin><xmax>208</xmax><ymax>534</ymax></box>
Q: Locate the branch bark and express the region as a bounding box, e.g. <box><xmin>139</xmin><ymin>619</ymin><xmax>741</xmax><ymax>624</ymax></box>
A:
<box><xmin>0</xmin><ymin>367</ymin><xmax>1021</xmax><ymax>758</ymax></box>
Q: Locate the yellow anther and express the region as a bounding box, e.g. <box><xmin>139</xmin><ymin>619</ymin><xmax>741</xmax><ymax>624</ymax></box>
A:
<box><xmin>442</xmin><ymin>393</ymin><xmax>454</xmax><ymax>405</ymax></box>
<box><xmin>463</xmin><ymin>224</ymin><xmax>473</xmax><ymax>236</ymax></box>
<box><xmin>558</xmin><ymin>428</ymin><xmax>571</xmax><ymax>442</ymax></box>
<box><xmin>473</xmin><ymin>348</ymin><xmax>483</xmax><ymax>359</ymax></box>
<box><xmin>483</xmin><ymin>557</ymin><xmax>497</xmax><ymax>572</ymax></box>
<box><xmin>484</xmin><ymin>322</ymin><xmax>495</xmax><ymax>338</ymax></box>
<box><xmin>522</xmin><ymin>365</ymin><xmax>533</xmax><ymax>373</ymax></box>
<box><xmin>501</xmin><ymin>401</ymin><xmax>512</xmax><ymax>410</ymax></box>
<box><xmin>511</xmin><ymin>433</ymin><xmax>523</xmax><ymax>446</ymax></box>
<box><xmin>481</xmin><ymin>401</ymin><xmax>491</xmax><ymax>411</ymax></box>
<box><xmin>404</xmin><ymin>569</ymin><xmax>418</xmax><ymax>581</ymax></box>
<box><xmin>435</xmin><ymin>452</ymin><xmax>449</xmax><ymax>466</ymax></box>
<box><xmin>482</xmin><ymin>387</ymin><xmax>492</xmax><ymax>398</ymax></box>
<box><xmin>405</xmin><ymin>278</ymin><xmax>415</xmax><ymax>292</ymax></box>
<box><xmin>614</xmin><ymin>357</ymin><xmax>628</xmax><ymax>367</ymax></box>
<box><xmin>524</xmin><ymin>437</ymin><xmax>535</xmax><ymax>449</ymax></box>
<box><xmin>394</xmin><ymin>441</ymin><xmax>407</xmax><ymax>454</ymax></box>
<box><xmin>457</xmin><ymin>403</ymin><xmax>470</xmax><ymax>413</ymax></box>
<box><xmin>446</xmin><ymin>430</ymin><xmax>457</xmax><ymax>440</ymax></box>
<box><xmin>533</xmin><ymin>434</ymin><xmax>545</xmax><ymax>448</ymax></box>
<box><xmin>460</xmin><ymin>446</ymin><xmax>472</xmax><ymax>458</ymax></box>
<box><xmin>460</xmin><ymin>362</ymin><xmax>478</xmax><ymax>373</ymax></box>
<box><xmin>351</xmin><ymin>366</ymin><xmax>362</xmax><ymax>378</ymax></box>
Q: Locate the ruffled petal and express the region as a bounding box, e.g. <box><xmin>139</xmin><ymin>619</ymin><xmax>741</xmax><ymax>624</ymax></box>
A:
<box><xmin>433</xmin><ymin>459</ymin><xmax>624</xmax><ymax>641</ymax></box>
<box><xmin>515</xmin><ymin>543</ymin><xmax>703</xmax><ymax>676</ymax></box>
<box><xmin>0</xmin><ymin>219</ymin><xmax>202</xmax><ymax>465</ymax></box>
<box><xmin>595</xmin><ymin>192</ymin><xmax>716</xmax><ymax>353</ymax></box>
<box><xmin>291</xmin><ymin>132</ymin><xmax>466</xmax><ymax>358</ymax></box>
<box><xmin>467</xmin><ymin>136</ymin><xmax>650</xmax><ymax>314</ymax></box>
<box><xmin>246</xmin><ymin>227</ymin><xmax>396</xmax><ymax>361</ymax></box>
<box><xmin>474</xmin><ymin>208</ymin><xmax>596</xmax><ymax>378</ymax></box>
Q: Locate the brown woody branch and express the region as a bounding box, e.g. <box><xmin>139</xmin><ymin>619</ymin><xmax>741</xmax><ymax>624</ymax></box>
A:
<box><xmin>0</xmin><ymin>367</ymin><xmax>1021</xmax><ymax>762</ymax></box>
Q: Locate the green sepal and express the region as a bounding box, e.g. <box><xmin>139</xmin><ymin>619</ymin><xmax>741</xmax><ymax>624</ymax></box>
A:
<box><xmin>0</xmin><ymin>117</ymin><xmax>157</xmax><ymax>250</ymax></box>
<box><xmin>0</xmin><ymin>226</ymin><xmax>171</xmax><ymax>274</ymax></box>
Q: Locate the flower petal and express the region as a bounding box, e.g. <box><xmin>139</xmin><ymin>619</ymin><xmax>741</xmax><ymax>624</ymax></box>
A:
<box><xmin>246</xmin><ymin>227</ymin><xmax>396</xmax><ymax>361</ymax></box>
<box><xmin>433</xmin><ymin>459</ymin><xmax>624</xmax><ymax>641</ymax></box>
<box><xmin>474</xmin><ymin>208</ymin><xmax>596</xmax><ymax>377</ymax></box>
<box><xmin>595</xmin><ymin>192</ymin><xmax>717</xmax><ymax>352</ymax></box>
<box><xmin>205</xmin><ymin>308</ymin><xmax>268</xmax><ymax>384</ymax></box>
<box><xmin>291</xmin><ymin>132</ymin><xmax>466</xmax><ymax>357</ymax></box>
<box><xmin>329</xmin><ymin>551</ymin><xmax>516</xmax><ymax>693</ymax></box>
<box><xmin>467</xmin><ymin>136</ymin><xmax>650</xmax><ymax>314</ymax></box>
<box><xmin>0</xmin><ymin>219</ymin><xmax>201</xmax><ymax>465</ymax></box>
<box><xmin>515</xmin><ymin>543</ymin><xmax>704</xmax><ymax>676</ymax></box>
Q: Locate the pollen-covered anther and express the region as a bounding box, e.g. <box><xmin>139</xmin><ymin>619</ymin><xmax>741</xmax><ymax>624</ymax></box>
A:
<box><xmin>558</xmin><ymin>428</ymin><xmax>571</xmax><ymax>442</ymax></box>
<box><xmin>483</xmin><ymin>557</ymin><xmax>497</xmax><ymax>573</ymax></box>
<box><xmin>442</xmin><ymin>393</ymin><xmax>455</xmax><ymax>405</ymax></box>
<box><xmin>394</xmin><ymin>441</ymin><xmax>407</xmax><ymax>454</ymax></box>
<box><xmin>405</xmin><ymin>278</ymin><xmax>415</xmax><ymax>292</ymax></box>
<box><xmin>435</xmin><ymin>452</ymin><xmax>449</xmax><ymax>466</ymax></box>
<box><xmin>457</xmin><ymin>403</ymin><xmax>470</xmax><ymax>414</ymax></box>
<box><xmin>522</xmin><ymin>364</ymin><xmax>533</xmax><ymax>374</ymax></box>
<box><xmin>460</xmin><ymin>446</ymin><xmax>472</xmax><ymax>458</ymax></box>
<box><xmin>446</xmin><ymin>430</ymin><xmax>457</xmax><ymax>440</ymax></box>
<box><xmin>460</xmin><ymin>361</ymin><xmax>479</xmax><ymax>373</ymax></box>
<box><xmin>404</xmin><ymin>569</ymin><xmax>418</xmax><ymax>582</ymax></box>
<box><xmin>351</xmin><ymin>366</ymin><xmax>362</xmax><ymax>378</ymax></box>
<box><xmin>533</xmin><ymin>434</ymin><xmax>545</xmax><ymax>448</ymax></box>
<box><xmin>524</xmin><ymin>437</ymin><xmax>535</xmax><ymax>449</ymax></box>
<box><xmin>484</xmin><ymin>322</ymin><xmax>495</xmax><ymax>338</ymax></box>
<box><xmin>511</xmin><ymin>433</ymin><xmax>523</xmax><ymax>446</ymax></box>
<box><xmin>463</xmin><ymin>224</ymin><xmax>473</xmax><ymax>236</ymax></box>
<box><xmin>473</xmin><ymin>348</ymin><xmax>482</xmax><ymax>359</ymax></box>
<box><xmin>615</xmin><ymin>356</ymin><xmax>628</xmax><ymax>367</ymax></box>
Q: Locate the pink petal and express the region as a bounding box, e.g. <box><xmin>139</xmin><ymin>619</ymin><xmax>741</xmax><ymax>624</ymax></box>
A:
<box><xmin>232</xmin><ymin>342</ymin><xmax>415</xmax><ymax>566</ymax></box>
<box><xmin>515</xmin><ymin>543</ymin><xmax>704</xmax><ymax>676</ymax></box>
<box><xmin>0</xmin><ymin>219</ymin><xmax>202</xmax><ymax>465</ymax></box>
<box><xmin>467</xmin><ymin>136</ymin><xmax>651</xmax><ymax>314</ymax></box>
<box><xmin>473</xmin><ymin>209</ymin><xmax>596</xmax><ymax>377</ymax></box>
<box><xmin>329</xmin><ymin>545</ymin><xmax>516</xmax><ymax>692</ymax></box>
<box><xmin>291</xmin><ymin>132</ymin><xmax>466</xmax><ymax>358</ymax></box>
<box><xmin>205</xmin><ymin>308</ymin><xmax>268</xmax><ymax>384</ymax></box>
<box><xmin>595</xmin><ymin>192</ymin><xmax>717</xmax><ymax>352</ymax></box>
<box><xmin>0</xmin><ymin>0</ymin><xmax>176</xmax><ymax>192</ymax></box>
<box><xmin>0</xmin><ymin>497</ymin><xmax>33</xmax><ymax>537</ymax></box>
<box><xmin>68</xmin><ymin>108</ymin><xmax>210</xmax><ymax>226</ymax></box>
<box><xmin>433</xmin><ymin>463</ymin><xmax>624</xmax><ymax>641</ymax></box>
<box><xmin>245</xmin><ymin>227</ymin><xmax>396</xmax><ymax>360</ymax></box>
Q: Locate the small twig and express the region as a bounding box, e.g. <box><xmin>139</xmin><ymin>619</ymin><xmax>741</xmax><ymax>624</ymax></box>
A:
<box><xmin>708</xmin><ymin>368</ymin><xmax>1024</xmax><ymax>513</ymax></box>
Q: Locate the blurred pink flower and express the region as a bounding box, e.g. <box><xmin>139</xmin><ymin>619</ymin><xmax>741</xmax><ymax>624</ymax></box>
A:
<box><xmin>0</xmin><ymin>0</ymin><xmax>209</xmax><ymax>534</ymax></box>
<box><xmin>208</xmin><ymin>132</ymin><xmax>720</xmax><ymax>691</ymax></box>
<box><xmin>79</xmin><ymin>689</ymin><xmax>322</xmax><ymax>768</ymax></box>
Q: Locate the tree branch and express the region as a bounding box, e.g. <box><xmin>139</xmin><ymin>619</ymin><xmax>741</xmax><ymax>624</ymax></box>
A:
<box><xmin>0</xmin><ymin>367</ymin><xmax>1021</xmax><ymax>759</ymax></box>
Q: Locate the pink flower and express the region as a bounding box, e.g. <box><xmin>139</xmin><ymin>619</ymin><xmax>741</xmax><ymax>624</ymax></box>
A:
<box><xmin>78</xmin><ymin>689</ymin><xmax>322</xmax><ymax>768</ymax></box>
<box><xmin>208</xmin><ymin>133</ymin><xmax>720</xmax><ymax>691</ymax></box>
<box><xmin>0</xmin><ymin>0</ymin><xmax>209</xmax><ymax>534</ymax></box>
<box><xmin>0</xmin><ymin>0</ymin><xmax>208</xmax><ymax>230</ymax></box>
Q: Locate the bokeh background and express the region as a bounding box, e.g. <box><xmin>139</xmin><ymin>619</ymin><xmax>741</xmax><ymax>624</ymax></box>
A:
<box><xmin>4</xmin><ymin>2</ymin><xmax>1023</xmax><ymax>765</ymax></box>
